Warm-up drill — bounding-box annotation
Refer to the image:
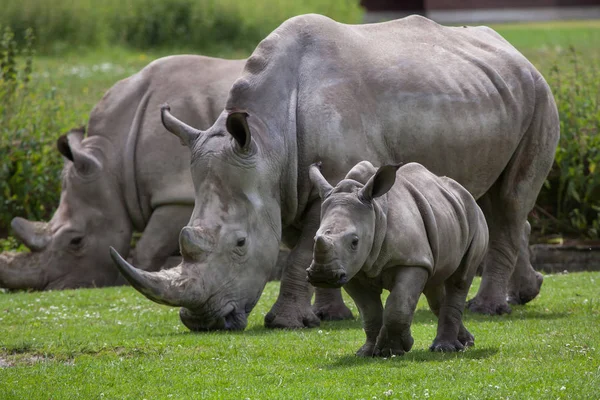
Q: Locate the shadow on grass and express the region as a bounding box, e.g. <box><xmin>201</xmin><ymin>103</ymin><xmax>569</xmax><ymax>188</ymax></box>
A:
<box><xmin>327</xmin><ymin>347</ymin><xmax>498</xmax><ymax>369</ymax></box>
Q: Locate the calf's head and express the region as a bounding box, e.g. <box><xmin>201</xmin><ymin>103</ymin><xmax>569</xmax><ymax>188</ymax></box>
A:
<box><xmin>307</xmin><ymin>162</ymin><xmax>400</xmax><ymax>288</ymax></box>
<box><xmin>1</xmin><ymin>128</ymin><xmax>131</xmax><ymax>290</ymax></box>
<box><xmin>110</xmin><ymin>105</ymin><xmax>282</xmax><ymax>331</ymax></box>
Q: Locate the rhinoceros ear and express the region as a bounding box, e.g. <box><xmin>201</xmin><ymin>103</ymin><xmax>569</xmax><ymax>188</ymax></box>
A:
<box><xmin>226</xmin><ymin>112</ymin><xmax>251</xmax><ymax>151</ymax></box>
<box><xmin>358</xmin><ymin>164</ymin><xmax>401</xmax><ymax>203</ymax></box>
<box><xmin>57</xmin><ymin>127</ymin><xmax>102</xmax><ymax>176</ymax></box>
<box><xmin>309</xmin><ymin>162</ymin><xmax>333</xmax><ymax>199</ymax></box>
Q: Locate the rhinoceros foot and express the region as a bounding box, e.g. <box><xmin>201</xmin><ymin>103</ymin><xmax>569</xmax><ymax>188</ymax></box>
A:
<box><xmin>466</xmin><ymin>296</ymin><xmax>512</xmax><ymax>315</ymax></box>
<box><xmin>430</xmin><ymin>339</ymin><xmax>465</xmax><ymax>352</ymax></box>
<box><xmin>311</xmin><ymin>301</ymin><xmax>354</xmax><ymax>321</ymax></box>
<box><xmin>355</xmin><ymin>343</ymin><xmax>376</xmax><ymax>357</ymax></box>
<box><xmin>507</xmin><ymin>271</ymin><xmax>543</xmax><ymax>305</ymax></box>
<box><xmin>458</xmin><ymin>326</ymin><xmax>475</xmax><ymax>348</ymax></box>
<box><xmin>264</xmin><ymin>302</ymin><xmax>321</xmax><ymax>329</ymax></box>
<box><xmin>373</xmin><ymin>327</ymin><xmax>413</xmax><ymax>357</ymax></box>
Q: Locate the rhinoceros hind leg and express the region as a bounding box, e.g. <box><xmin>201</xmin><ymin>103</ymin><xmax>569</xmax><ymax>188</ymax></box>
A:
<box><xmin>312</xmin><ymin>287</ymin><xmax>354</xmax><ymax>321</ymax></box>
<box><xmin>507</xmin><ymin>222</ymin><xmax>543</xmax><ymax>305</ymax></box>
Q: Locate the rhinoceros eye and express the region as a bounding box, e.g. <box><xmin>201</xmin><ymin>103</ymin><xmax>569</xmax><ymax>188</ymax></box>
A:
<box><xmin>236</xmin><ymin>238</ymin><xmax>246</xmax><ymax>247</ymax></box>
<box><xmin>69</xmin><ymin>236</ymin><xmax>84</xmax><ymax>249</ymax></box>
<box><xmin>350</xmin><ymin>237</ymin><xmax>359</xmax><ymax>250</ymax></box>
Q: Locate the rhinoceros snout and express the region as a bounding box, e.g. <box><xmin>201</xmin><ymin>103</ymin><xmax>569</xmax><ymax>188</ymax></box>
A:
<box><xmin>306</xmin><ymin>264</ymin><xmax>347</xmax><ymax>288</ymax></box>
<box><xmin>179</xmin><ymin>306</ymin><xmax>248</xmax><ymax>331</ymax></box>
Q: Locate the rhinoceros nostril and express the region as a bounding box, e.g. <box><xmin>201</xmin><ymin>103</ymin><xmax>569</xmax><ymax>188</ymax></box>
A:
<box><xmin>336</xmin><ymin>272</ymin><xmax>348</xmax><ymax>286</ymax></box>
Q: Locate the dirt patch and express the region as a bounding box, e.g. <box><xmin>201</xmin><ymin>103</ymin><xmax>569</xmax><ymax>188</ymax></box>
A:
<box><xmin>0</xmin><ymin>356</ymin><xmax>13</xmax><ymax>368</ymax></box>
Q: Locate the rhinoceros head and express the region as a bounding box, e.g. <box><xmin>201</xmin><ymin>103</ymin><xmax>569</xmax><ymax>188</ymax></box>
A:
<box><xmin>307</xmin><ymin>162</ymin><xmax>400</xmax><ymax>288</ymax></box>
<box><xmin>0</xmin><ymin>128</ymin><xmax>132</xmax><ymax>290</ymax></box>
<box><xmin>110</xmin><ymin>105</ymin><xmax>281</xmax><ymax>331</ymax></box>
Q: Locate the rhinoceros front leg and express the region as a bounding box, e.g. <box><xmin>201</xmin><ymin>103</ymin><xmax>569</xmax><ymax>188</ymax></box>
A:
<box><xmin>264</xmin><ymin>203</ymin><xmax>321</xmax><ymax>329</ymax></box>
<box><xmin>312</xmin><ymin>287</ymin><xmax>354</xmax><ymax>321</ymax></box>
<box><xmin>343</xmin><ymin>277</ymin><xmax>383</xmax><ymax>357</ymax></box>
<box><xmin>129</xmin><ymin>205</ymin><xmax>192</xmax><ymax>272</ymax></box>
<box><xmin>374</xmin><ymin>266</ymin><xmax>429</xmax><ymax>357</ymax></box>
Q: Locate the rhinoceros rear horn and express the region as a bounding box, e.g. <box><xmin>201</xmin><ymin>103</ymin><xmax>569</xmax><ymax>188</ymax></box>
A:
<box><xmin>160</xmin><ymin>103</ymin><xmax>202</xmax><ymax>148</ymax></box>
<box><xmin>109</xmin><ymin>247</ymin><xmax>196</xmax><ymax>308</ymax></box>
<box><xmin>11</xmin><ymin>217</ymin><xmax>51</xmax><ymax>252</ymax></box>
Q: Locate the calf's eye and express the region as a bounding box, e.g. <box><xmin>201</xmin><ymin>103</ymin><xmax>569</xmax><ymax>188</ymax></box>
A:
<box><xmin>70</xmin><ymin>237</ymin><xmax>84</xmax><ymax>248</ymax></box>
<box><xmin>351</xmin><ymin>237</ymin><xmax>359</xmax><ymax>249</ymax></box>
<box><xmin>236</xmin><ymin>238</ymin><xmax>246</xmax><ymax>247</ymax></box>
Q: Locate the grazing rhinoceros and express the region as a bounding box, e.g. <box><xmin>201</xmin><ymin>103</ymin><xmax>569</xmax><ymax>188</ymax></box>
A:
<box><xmin>307</xmin><ymin>161</ymin><xmax>489</xmax><ymax>356</ymax></box>
<box><xmin>0</xmin><ymin>55</ymin><xmax>245</xmax><ymax>290</ymax></box>
<box><xmin>110</xmin><ymin>14</ymin><xmax>559</xmax><ymax>331</ymax></box>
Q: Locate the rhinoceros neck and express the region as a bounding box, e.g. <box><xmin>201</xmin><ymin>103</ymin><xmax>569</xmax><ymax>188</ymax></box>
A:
<box><xmin>225</xmin><ymin>26</ymin><xmax>304</xmax><ymax>226</ymax></box>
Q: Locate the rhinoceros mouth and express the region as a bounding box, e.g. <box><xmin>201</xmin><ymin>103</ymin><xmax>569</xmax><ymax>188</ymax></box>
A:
<box><xmin>179</xmin><ymin>302</ymin><xmax>249</xmax><ymax>331</ymax></box>
<box><xmin>306</xmin><ymin>262</ymin><xmax>348</xmax><ymax>288</ymax></box>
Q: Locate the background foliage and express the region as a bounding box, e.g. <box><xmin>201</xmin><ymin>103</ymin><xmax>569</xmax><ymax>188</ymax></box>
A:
<box><xmin>0</xmin><ymin>0</ymin><xmax>363</xmax><ymax>53</ymax></box>
<box><xmin>0</xmin><ymin>5</ymin><xmax>599</xmax><ymax>243</ymax></box>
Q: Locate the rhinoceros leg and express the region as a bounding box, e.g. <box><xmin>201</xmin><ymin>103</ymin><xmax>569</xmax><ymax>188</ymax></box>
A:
<box><xmin>264</xmin><ymin>203</ymin><xmax>322</xmax><ymax>329</ymax></box>
<box><xmin>312</xmin><ymin>287</ymin><xmax>354</xmax><ymax>321</ymax></box>
<box><xmin>373</xmin><ymin>266</ymin><xmax>429</xmax><ymax>357</ymax></box>
<box><xmin>507</xmin><ymin>221</ymin><xmax>544</xmax><ymax>305</ymax></box>
<box><xmin>130</xmin><ymin>205</ymin><xmax>192</xmax><ymax>272</ymax></box>
<box><xmin>468</xmin><ymin>89</ymin><xmax>558</xmax><ymax>315</ymax></box>
<box><xmin>343</xmin><ymin>276</ymin><xmax>383</xmax><ymax>357</ymax></box>
<box><xmin>424</xmin><ymin>285</ymin><xmax>474</xmax><ymax>348</ymax></box>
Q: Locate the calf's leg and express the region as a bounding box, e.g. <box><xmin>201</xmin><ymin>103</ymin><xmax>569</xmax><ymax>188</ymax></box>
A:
<box><xmin>343</xmin><ymin>277</ymin><xmax>383</xmax><ymax>357</ymax></box>
<box><xmin>374</xmin><ymin>266</ymin><xmax>428</xmax><ymax>357</ymax></box>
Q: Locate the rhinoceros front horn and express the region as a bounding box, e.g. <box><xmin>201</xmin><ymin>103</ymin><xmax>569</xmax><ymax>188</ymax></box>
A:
<box><xmin>11</xmin><ymin>217</ymin><xmax>51</xmax><ymax>252</ymax></box>
<box><xmin>160</xmin><ymin>103</ymin><xmax>203</xmax><ymax>148</ymax></box>
<box><xmin>109</xmin><ymin>247</ymin><xmax>196</xmax><ymax>308</ymax></box>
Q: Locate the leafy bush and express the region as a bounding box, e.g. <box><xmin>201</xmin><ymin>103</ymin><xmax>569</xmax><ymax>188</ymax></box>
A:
<box><xmin>533</xmin><ymin>47</ymin><xmax>600</xmax><ymax>239</ymax></box>
<box><xmin>1</xmin><ymin>0</ymin><xmax>363</xmax><ymax>53</ymax></box>
<box><xmin>0</xmin><ymin>26</ymin><xmax>72</xmax><ymax>236</ymax></box>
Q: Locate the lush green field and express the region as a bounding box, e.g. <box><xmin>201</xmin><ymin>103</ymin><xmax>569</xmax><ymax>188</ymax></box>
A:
<box><xmin>0</xmin><ymin>272</ymin><xmax>598</xmax><ymax>399</ymax></box>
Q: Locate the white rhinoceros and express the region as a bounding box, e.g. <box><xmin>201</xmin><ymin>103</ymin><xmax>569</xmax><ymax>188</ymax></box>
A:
<box><xmin>111</xmin><ymin>14</ymin><xmax>559</xmax><ymax>331</ymax></box>
<box><xmin>0</xmin><ymin>55</ymin><xmax>245</xmax><ymax>290</ymax></box>
<box><xmin>307</xmin><ymin>161</ymin><xmax>488</xmax><ymax>356</ymax></box>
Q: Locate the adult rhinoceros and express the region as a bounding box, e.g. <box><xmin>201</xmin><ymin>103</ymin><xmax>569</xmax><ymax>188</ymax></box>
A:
<box><xmin>111</xmin><ymin>14</ymin><xmax>559</xmax><ymax>330</ymax></box>
<box><xmin>0</xmin><ymin>55</ymin><xmax>245</xmax><ymax>290</ymax></box>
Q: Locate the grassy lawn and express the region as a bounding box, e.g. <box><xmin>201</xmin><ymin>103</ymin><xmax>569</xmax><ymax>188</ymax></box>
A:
<box><xmin>0</xmin><ymin>272</ymin><xmax>598</xmax><ymax>399</ymax></box>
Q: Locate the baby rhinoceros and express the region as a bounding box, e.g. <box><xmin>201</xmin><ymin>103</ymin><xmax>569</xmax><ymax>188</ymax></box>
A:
<box><xmin>307</xmin><ymin>161</ymin><xmax>489</xmax><ymax>357</ymax></box>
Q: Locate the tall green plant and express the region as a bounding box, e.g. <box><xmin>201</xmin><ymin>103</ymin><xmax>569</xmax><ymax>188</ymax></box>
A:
<box><xmin>0</xmin><ymin>26</ymin><xmax>65</xmax><ymax>234</ymax></box>
<box><xmin>534</xmin><ymin>47</ymin><xmax>600</xmax><ymax>239</ymax></box>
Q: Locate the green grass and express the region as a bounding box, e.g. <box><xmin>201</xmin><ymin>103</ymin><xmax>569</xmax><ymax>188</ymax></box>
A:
<box><xmin>0</xmin><ymin>272</ymin><xmax>598</xmax><ymax>399</ymax></box>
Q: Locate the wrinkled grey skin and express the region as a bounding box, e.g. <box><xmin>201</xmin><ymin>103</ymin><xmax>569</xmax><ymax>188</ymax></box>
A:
<box><xmin>307</xmin><ymin>161</ymin><xmax>489</xmax><ymax>356</ymax></box>
<box><xmin>112</xmin><ymin>14</ymin><xmax>559</xmax><ymax>331</ymax></box>
<box><xmin>0</xmin><ymin>55</ymin><xmax>245</xmax><ymax>291</ymax></box>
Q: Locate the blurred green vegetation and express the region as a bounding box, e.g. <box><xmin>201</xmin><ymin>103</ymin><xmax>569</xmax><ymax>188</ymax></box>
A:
<box><xmin>1</xmin><ymin>16</ymin><xmax>600</xmax><ymax>246</ymax></box>
<box><xmin>0</xmin><ymin>0</ymin><xmax>363</xmax><ymax>54</ymax></box>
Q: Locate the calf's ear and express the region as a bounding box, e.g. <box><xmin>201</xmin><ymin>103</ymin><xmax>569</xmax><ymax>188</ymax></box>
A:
<box><xmin>358</xmin><ymin>164</ymin><xmax>401</xmax><ymax>203</ymax></box>
<box><xmin>309</xmin><ymin>162</ymin><xmax>333</xmax><ymax>199</ymax></box>
<box><xmin>57</xmin><ymin>127</ymin><xmax>102</xmax><ymax>176</ymax></box>
<box><xmin>226</xmin><ymin>112</ymin><xmax>251</xmax><ymax>151</ymax></box>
